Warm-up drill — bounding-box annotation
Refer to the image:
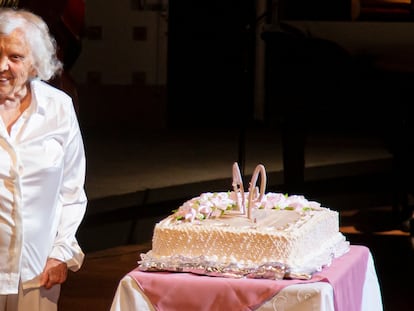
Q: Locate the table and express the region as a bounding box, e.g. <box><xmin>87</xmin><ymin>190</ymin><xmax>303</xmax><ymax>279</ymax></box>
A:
<box><xmin>110</xmin><ymin>245</ymin><xmax>383</xmax><ymax>311</ymax></box>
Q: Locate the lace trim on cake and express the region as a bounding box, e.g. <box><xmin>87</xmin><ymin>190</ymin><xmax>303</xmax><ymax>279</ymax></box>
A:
<box><xmin>138</xmin><ymin>240</ymin><xmax>350</xmax><ymax>280</ymax></box>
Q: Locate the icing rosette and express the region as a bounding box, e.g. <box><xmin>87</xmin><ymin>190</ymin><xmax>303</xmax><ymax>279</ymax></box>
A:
<box><xmin>172</xmin><ymin>163</ymin><xmax>325</xmax><ymax>223</ymax></box>
<box><xmin>172</xmin><ymin>191</ymin><xmax>325</xmax><ymax>223</ymax></box>
<box><xmin>258</xmin><ymin>193</ymin><xmax>322</xmax><ymax>211</ymax></box>
<box><xmin>174</xmin><ymin>192</ymin><xmax>237</xmax><ymax>221</ymax></box>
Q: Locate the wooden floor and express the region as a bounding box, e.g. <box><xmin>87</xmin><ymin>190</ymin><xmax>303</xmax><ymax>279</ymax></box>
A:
<box><xmin>57</xmin><ymin>127</ymin><xmax>414</xmax><ymax>311</ymax></box>
<box><xmin>59</xmin><ymin>242</ymin><xmax>152</xmax><ymax>311</ymax></box>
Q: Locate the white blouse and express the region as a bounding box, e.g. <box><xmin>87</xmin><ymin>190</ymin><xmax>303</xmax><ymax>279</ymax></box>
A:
<box><xmin>0</xmin><ymin>79</ymin><xmax>87</xmax><ymax>294</ymax></box>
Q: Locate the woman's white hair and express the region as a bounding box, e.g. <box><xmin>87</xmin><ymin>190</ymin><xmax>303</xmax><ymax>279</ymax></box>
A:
<box><xmin>0</xmin><ymin>8</ymin><xmax>63</xmax><ymax>81</ymax></box>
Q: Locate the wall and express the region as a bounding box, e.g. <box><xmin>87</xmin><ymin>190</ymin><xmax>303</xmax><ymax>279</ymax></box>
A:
<box><xmin>69</xmin><ymin>0</ymin><xmax>168</xmax><ymax>129</ymax></box>
<box><xmin>165</xmin><ymin>1</ymin><xmax>257</xmax><ymax>128</ymax></box>
<box><xmin>69</xmin><ymin>0</ymin><xmax>269</xmax><ymax>130</ymax></box>
<box><xmin>69</xmin><ymin>1</ymin><xmax>414</xmax><ymax>130</ymax></box>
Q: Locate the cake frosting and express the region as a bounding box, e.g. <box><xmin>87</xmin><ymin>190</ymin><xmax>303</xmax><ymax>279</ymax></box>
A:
<box><xmin>139</xmin><ymin>163</ymin><xmax>349</xmax><ymax>279</ymax></box>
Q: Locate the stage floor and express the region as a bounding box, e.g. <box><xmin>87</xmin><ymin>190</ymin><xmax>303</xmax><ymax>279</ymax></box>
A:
<box><xmin>59</xmin><ymin>126</ymin><xmax>413</xmax><ymax>311</ymax></box>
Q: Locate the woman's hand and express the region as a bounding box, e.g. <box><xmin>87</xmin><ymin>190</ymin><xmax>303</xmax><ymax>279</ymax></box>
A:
<box><xmin>40</xmin><ymin>258</ymin><xmax>68</xmax><ymax>289</ymax></box>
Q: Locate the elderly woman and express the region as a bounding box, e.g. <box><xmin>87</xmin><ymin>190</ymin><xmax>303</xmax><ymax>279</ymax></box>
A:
<box><xmin>0</xmin><ymin>8</ymin><xmax>87</xmax><ymax>311</ymax></box>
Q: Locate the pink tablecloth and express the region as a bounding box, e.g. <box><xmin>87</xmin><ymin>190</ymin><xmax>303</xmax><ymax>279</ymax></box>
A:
<box><xmin>129</xmin><ymin>245</ymin><xmax>369</xmax><ymax>311</ymax></box>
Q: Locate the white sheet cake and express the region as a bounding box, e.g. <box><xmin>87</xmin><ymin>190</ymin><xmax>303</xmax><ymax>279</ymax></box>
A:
<box><xmin>139</xmin><ymin>163</ymin><xmax>349</xmax><ymax>279</ymax></box>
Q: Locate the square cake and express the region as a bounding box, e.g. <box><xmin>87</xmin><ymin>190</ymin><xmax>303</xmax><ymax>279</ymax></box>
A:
<box><xmin>138</xmin><ymin>163</ymin><xmax>349</xmax><ymax>279</ymax></box>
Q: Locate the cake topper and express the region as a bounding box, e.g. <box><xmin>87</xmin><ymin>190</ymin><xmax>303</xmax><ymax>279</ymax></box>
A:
<box><xmin>232</xmin><ymin>162</ymin><xmax>267</xmax><ymax>220</ymax></box>
<box><xmin>232</xmin><ymin>162</ymin><xmax>245</xmax><ymax>214</ymax></box>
